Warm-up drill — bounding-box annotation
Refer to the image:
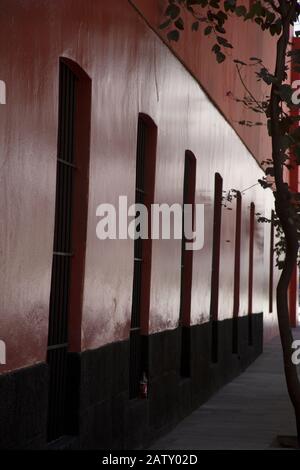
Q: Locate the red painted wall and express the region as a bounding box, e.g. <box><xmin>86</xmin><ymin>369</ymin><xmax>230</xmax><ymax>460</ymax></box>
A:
<box><xmin>0</xmin><ymin>0</ymin><xmax>277</xmax><ymax>373</ymax></box>
<box><xmin>131</xmin><ymin>0</ymin><xmax>276</xmax><ymax>165</ymax></box>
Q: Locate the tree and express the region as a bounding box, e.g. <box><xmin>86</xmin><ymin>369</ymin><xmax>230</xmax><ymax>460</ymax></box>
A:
<box><xmin>160</xmin><ymin>0</ymin><xmax>300</xmax><ymax>447</ymax></box>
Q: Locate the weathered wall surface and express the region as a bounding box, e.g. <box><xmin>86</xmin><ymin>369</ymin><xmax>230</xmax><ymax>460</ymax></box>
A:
<box><xmin>0</xmin><ymin>0</ymin><xmax>277</xmax><ymax>374</ymax></box>
<box><xmin>131</xmin><ymin>0</ymin><xmax>276</xmax><ymax>164</ymax></box>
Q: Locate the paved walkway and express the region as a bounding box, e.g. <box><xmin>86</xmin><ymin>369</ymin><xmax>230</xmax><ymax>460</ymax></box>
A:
<box><xmin>152</xmin><ymin>329</ymin><xmax>300</xmax><ymax>450</ymax></box>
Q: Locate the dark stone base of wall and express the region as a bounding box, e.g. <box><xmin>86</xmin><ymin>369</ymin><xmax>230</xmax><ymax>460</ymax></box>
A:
<box><xmin>0</xmin><ymin>313</ymin><xmax>263</xmax><ymax>450</ymax></box>
<box><xmin>0</xmin><ymin>363</ymin><xmax>48</xmax><ymax>449</ymax></box>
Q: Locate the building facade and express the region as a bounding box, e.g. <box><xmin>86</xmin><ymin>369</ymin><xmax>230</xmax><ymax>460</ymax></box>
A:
<box><xmin>0</xmin><ymin>0</ymin><xmax>289</xmax><ymax>449</ymax></box>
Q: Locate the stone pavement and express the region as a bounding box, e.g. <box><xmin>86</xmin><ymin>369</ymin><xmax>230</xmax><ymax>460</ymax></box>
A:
<box><xmin>151</xmin><ymin>329</ymin><xmax>300</xmax><ymax>450</ymax></box>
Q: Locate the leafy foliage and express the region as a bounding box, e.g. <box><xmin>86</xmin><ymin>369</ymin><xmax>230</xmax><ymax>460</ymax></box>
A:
<box><xmin>160</xmin><ymin>0</ymin><xmax>300</xmax><ymax>269</ymax></box>
<box><xmin>159</xmin><ymin>1</ymin><xmax>295</xmax><ymax>62</ymax></box>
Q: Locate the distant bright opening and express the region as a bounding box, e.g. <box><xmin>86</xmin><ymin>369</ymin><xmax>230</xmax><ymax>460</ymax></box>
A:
<box><xmin>295</xmin><ymin>19</ymin><xmax>300</xmax><ymax>37</ymax></box>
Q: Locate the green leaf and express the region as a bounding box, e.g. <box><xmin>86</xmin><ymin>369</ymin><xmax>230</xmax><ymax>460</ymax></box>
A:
<box><xmin>277</xmin><ymin>84</ymin><xmax>293</xmax><ymax>103</ymax></box>
<box><xmin>212</xmin><ymin>43</ymin><xmax>221</xmax><ymax>53</ymax></box>
<box><xmin>167</xmin><ymin>29</ymin><xmax>180</xmax><ymax>42</ymax></box>
<box><xmin>270</xmin><ymin>23</ymin><xmax>282</xmax><ymax>36</ymax></box>
<box><xmin>159</xmin><ymin>19</ymin><xmax>172</xmax><ymax>30</ymax></box>
<box><xmin>258</xmin><ymin>178</ymin><xmax>272</xmax><ymax>189</ymax></box>
<box><xmin>224</xmin><ymin>0</ymin><xmax>236</xmax><ymax>12</ymax></box>
<box><xmin>216</xmin><ymin>51</ymin><xmax>226</xmax><ymax>63</ymax></box>
<box><xmin>165</xmin><ymin>4</ymin><xmax>180</xmax><ymax>19</ymax></box>
<box><xmin>217</xmin><ymin>10</ymin><xmax>228</xmax><ymax>22</ymax></box>
<box><xmin>215</xmin><ymin>25</ymin><xmax>226</xmax><ymax>34</ymax></box>
<box><xmin>217</xmin><ymin>36</ymin><xmax>233</xmax><ymax>48</ymax></box>
<box><xmin>235</xmin><ymin>5</ymin><xmax>247</xmax><ymax>17</ymax></box>
<box><xmin>175</xmin><ymin>17</ymin><xmax>184</xmax><ymax>30</ymax></box>
<box><xmin>192</xmin><ymin>21</ymin><xmax>199</xmax><ymax>31</ymax></box>
<box><xmin>257</xmin><ymin>68</ymin><xmax>277</xmax><ymax>85</ymax></box>
<box><xmin>204</xmin><ymin>26</ymin><xmax>213</xmax><ymax>35</ymax></box>
<box><xmin>266</xmin><ymin>11</ymin><xmax>275</xmax><ymax>24</ymax></box>
<box><xmin>265</xmin><ymin>167</ymin><xmax>274</xmax><ymax>177</ymax></box>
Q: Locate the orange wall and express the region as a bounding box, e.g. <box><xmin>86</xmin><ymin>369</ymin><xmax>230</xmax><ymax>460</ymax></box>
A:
<box><xmin>0</xmin><ymin>0</ymin><xmax>277</xmax><ymax>373</ymax></box>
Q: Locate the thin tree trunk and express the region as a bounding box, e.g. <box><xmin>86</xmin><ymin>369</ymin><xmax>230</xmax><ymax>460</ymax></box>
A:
<box><xmin>270</xmin><ymin>0</ymin><xmax>300</xmax><ymax>445</ymax></box>
<box><xmin>276</xmin><ymin>199</ymin><xmax>300</xmax><ymax>444</ymax></box>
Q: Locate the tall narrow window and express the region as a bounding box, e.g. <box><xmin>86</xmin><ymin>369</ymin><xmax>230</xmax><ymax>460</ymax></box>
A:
<box><xmin>269</xmin><ymin>210</ymin><xmax>275</xmax><ymax>313</ymax></box>
<box><xmin>210</xmin><ymin>173</ymin><xmax>223</xmax><ymax>363</ymax></box>
<box><xmin>248</xmin><ymin>202</ymin><xmax>255</xmax><ymax>346</ymax></box>
<box><xmin>129</xmin><ymin>114</ymin><xmax>157</xmax><ymax>399</ymax></box>
<box><xmin>232</xmin><ymin>192</ymin><xmax>242</xmax><ymax>354</ymax></box>
<box><xmin>179</xmin><ymin>151</ymin><xmax>196</xmax><ymax>377</ymax></box>
<box><xmin>47</xmin><ymin>59</ymin><xmax>91</xmax><ymax>442</ymax></box>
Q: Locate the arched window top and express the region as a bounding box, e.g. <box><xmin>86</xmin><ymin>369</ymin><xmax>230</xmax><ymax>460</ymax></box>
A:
<box><xmin>215</xmin><ymin>172</ymin><xmax>223</xmax><ymax>182</ymax></box>
<box><xmin>60</xmin><ymin>57</ymin><xmax>91</xmax><ymax>82</ymax></box>
<box><xmin>138</xmin><ymin>112</ymin><xmax>157</xmax><ymax>129</ymax></box>
<box><xmin>185</xmin><ymin>149</ymin><xmax>196</xmax><ymax>161</ymax></box>
<box><xmin>184</xmin><ymin>151</ymin><xmax>197</xmax><ymax>184</ymax></box>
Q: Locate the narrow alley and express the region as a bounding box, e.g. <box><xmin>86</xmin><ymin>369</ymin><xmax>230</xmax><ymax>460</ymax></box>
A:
<box><xmin>152</xmin><ymin>330</ymin><xmax>300</xmax><ymax>450</ymax></box>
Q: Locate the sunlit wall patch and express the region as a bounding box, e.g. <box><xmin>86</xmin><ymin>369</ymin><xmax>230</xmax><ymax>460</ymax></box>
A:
<box><xmin>0</xmin><ymin>80</ymin><xmax>6</xmax><ymax>104</ymax></box>
<box><xmin>0</xmin><ymin>340</ymin><xmax>6</xmax><ymax>365</ymax></box>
